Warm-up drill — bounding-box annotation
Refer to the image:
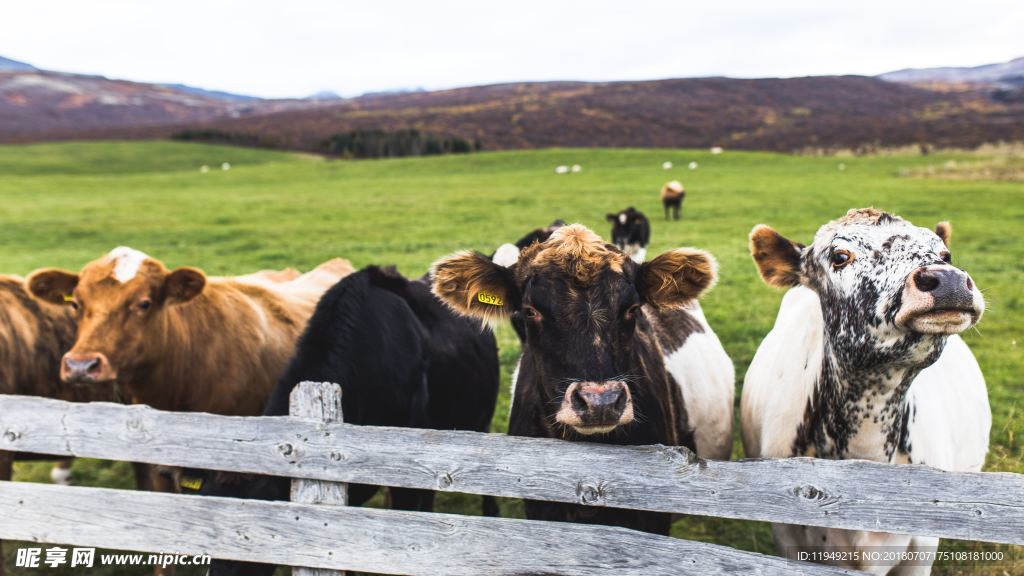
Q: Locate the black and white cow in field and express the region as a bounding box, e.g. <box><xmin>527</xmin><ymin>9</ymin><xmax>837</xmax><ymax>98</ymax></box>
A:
<box><xmin>606</xmin><ymin>207</ymin><xmax>651</xmax><ymax>263</ymax></box>
<box><xmin>433</xmin><ymin>224</ymin><xmax>734</xmax><ymax>535</ymax></box>
<box><xmin>203</xmin><ymin>266</ymin><xmax>500</xmax><ymax>576</ymax></box>
<box><xmin>742</xmin><ymin>208</ymin><xmax>989</xmax><ymax>575</ymax></box>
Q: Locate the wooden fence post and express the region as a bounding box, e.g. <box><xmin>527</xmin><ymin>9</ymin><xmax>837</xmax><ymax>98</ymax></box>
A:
<box><xmin>290</xmin><ymin>382</ymin><xmax>347</xmax><ymax>576</ymax></box>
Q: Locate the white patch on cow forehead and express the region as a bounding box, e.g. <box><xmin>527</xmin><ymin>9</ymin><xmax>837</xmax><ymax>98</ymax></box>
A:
<box><xmin>618</xmin><ymin>213</ymin><xmax>627</xmax><ymax>224</ymax></box>
<box><xmin>107</xmin><ymin>246</ymin><xmax>150</xmax><ymax>283</ymax></box>
<box><xmin>816</xmin><ymin>219</ymin><xmax>939</xmax><ymax>250</ymax></box>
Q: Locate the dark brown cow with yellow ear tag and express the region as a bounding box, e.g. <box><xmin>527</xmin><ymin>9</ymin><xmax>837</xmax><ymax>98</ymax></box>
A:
<box><xmin>432</xmin><ymin>224</ymin><xmax>734</xmax><ymax>535</ymax></box>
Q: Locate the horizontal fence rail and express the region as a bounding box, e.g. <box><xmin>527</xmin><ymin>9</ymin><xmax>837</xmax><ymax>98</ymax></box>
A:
<box><xmin>1</xmin><ymin>393</ymin><xmax>1022</xmax><ymax>549</ymax></box>
<box><xmin>0</xmin><ymin>480</ymin><xmax>857</xmax><ymax>576</ymax></box>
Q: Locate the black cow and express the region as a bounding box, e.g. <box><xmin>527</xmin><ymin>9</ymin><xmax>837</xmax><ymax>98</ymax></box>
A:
<box><xmin>202</xmin><ymin>266</ymin><xmax>500</xmax><ymax>576</ymax></box>
<box><xmin>433</xmin><ymin>224</ymin><xmax>734</xmax><ymax>535</ymax></box>
<box><xmin>606</xmin><ymin>207</ymin><xmax>651</xmax><ymax>263</ymax></box>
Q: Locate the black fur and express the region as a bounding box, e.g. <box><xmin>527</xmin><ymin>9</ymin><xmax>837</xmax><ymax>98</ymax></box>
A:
<box><xmin>506</xmin><ymin>262</ymin><xmax>695</xmax><ymax>536</ymax></box>
<box><xmin>606</xmin><ymin>208</ymin><xmax>651</xmax><ymax>256</ymax></box>
<box><xmin>203</xmin><ymin>266</ymin><xmax>499</xmax><ymax>576</ymax></box>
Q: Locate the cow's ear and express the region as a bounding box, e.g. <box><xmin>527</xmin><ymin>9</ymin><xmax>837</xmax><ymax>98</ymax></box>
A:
<box><xmin>606</xmin><ymin>213</ymin><xmax>617</xmax><ymax>222</ymax></box>
<box><xmin>935</xmin><ymin>221</ymin><xmax>952</xmax><ymax>247</ymax></box>
<box><xmin>638</xmin><ymin>248</ymin><xmax>717</xmax><ymax>308</ymax></box>
<box><xmin>750</xmin><ymin>224</ymin><xmax>804</xmax><ymax>288</ymax></box>
<box><xmin>431</xmin><ymin>251</ymin><xmax>515</xmax><ymax>324</ymax></box>
<box><xmin>26</xmin><ymin>269</ymin><xmax>80</xmax><ymax>305</ymax></box>
<box><xmin>164</xmin><ymin>267</ymin><xmax>206</xmax><ymax>304</ymax></box>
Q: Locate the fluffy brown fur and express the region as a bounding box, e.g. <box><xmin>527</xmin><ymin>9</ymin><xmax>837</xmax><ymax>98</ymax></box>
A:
<box><xmin>523</xmin><ymin>224</ymin><xmax>625</xmax><ymax>284</ymax></box>
<box><xmin>750</xmin><ymin>224</ymin><xmax>804</xmax><ymax>288</ymax></box>
<box><xmin>935</xmin><ymin>221</ymin><xmax>953</xmax><ymax>247</ymax></box>
<box><xmin>638</xmin><ymin>249</ymin><xmax>717</xmax><ymax>309</ymax></box>
<box><xmin>431</xmin><ymin>250</ymin><xmax>513</xmax><ymax>324</ymax></box>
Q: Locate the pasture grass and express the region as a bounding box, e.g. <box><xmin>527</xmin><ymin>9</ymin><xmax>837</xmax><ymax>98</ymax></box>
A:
<box><xmin>1</xmin><ymin>141</ymin><xmax>1021</xmax><ymax>575</ymax></box>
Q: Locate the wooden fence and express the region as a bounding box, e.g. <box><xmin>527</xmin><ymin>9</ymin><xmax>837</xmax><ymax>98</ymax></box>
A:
<box><xmin>0</xmin><ymin>382</ymin><xmax>1021</xmax><ymax>575</ymax></box>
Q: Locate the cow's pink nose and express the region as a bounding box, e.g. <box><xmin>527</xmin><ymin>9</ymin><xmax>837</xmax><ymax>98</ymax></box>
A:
<box><xmin>61</xmin><ymin>352</ymin><xmax>115</xmax><ymax>384</ymax></box>
<box><xmin>556</xmin><ymin>381</ymin><xmax>634</xmax><ymax>434</ymax></box>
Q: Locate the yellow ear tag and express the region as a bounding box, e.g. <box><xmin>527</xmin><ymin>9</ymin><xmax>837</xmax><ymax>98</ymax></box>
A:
<box><xmin>62</xmin><ymin>294</ymin><xmax>74</xmax><ymax>303</ymax></box>
<box><xmin>476</xmin><ymin>291</ymin><xmax>503</xmax><ymax>306</ymax></box>
<box><xmin>179</xmin><ymin>476</ymin><xmax>203</xmax><ymax>491</ymax></box>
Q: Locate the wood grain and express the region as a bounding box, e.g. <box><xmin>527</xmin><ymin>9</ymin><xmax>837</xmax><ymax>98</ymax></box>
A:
<box><xmin>1</xmin><ymin>394</ymin><xmax>1021</xmax><ymax>545</ymax></box>
<box><xmin>0</xmin><ymin>481</ymin><xmax>854</xmax><ymax>575</ymax></box>
<box><xmin>289</xmin><ymin>382</ymin><xmax>347</xmax><ymax>576</ymax></box>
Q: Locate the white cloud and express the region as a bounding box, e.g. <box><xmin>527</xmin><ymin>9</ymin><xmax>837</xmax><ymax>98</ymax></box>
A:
<box><xmin>1</xmin><ymin>0</ymin><xmax>1021</xmax><ymax>98</ymax></box>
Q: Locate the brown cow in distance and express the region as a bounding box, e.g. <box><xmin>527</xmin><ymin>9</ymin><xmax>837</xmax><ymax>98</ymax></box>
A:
<box><xmin>28</xmin><ymin>247</ymin><xmax>352</xmax><ymax>417</ymax></box>
<box><xmin>661</xmin><ymin>180</ymin><xmax>685</xmax><ymax>220</ymax></box>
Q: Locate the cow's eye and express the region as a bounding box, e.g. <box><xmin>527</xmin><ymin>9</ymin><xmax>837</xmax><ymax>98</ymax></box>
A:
<box><xmin>137</xmin><ymin>298</ymin><xmax>152</xmax><ymax>311</ymax></box>
<box><xmin>941</xmin><ymin>251</ymin><xmax>952</xmax><ymax>264</ymax></box>
<box><xmin>831</xmin><ymin>249</ymin><xmax>854</xmax><ymax>269</ymax></box>
<box><xmin>522</xmin><ymin>305</ymin><xmax>542</xmax><ymax>322</ymax></box>
<box><xmin>624</xmin><ymin>304</ymin><xmax>642</xmax><ymax>321</ymax></box>
<box><xmin>67</xmin><ymin>300</ymin><xmax>80</xmax><ymax>311</ymax></box>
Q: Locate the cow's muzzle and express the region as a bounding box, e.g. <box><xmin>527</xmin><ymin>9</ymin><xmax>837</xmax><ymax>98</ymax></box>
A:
<box><xmin>896</xmin><ymin>265</ymin><xmax>984</xmax><ymax>334</ymax></box>
<box><xmin>61</xmin><ymin>352</ymin><xmax>117</xmax><ymax>384</ymax></box>
<box><xmin>556</xmin><ymin>381</ymin><xmax>633</xmax><ymax>435</ymax></box>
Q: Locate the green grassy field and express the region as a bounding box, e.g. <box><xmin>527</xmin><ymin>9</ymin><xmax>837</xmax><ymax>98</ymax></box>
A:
<box><xmin>2</xmin><ymin>141</ymin><xmax>1021</xmax><ymax>575</ymax></box>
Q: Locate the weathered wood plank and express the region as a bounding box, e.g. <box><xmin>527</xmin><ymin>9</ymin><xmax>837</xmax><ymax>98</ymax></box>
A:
<box><xmin>1</xmin><ymin>395</ymin><xmax>1022</xmax><ymax>544</ymax></box>
<box><xmin>0</xmin><ymin>481</ymin><xmax>853</xmax><ymax>576</ymax></box>
<box><xmin>290</xmin><ymin>382</ymin><xmax>347</xmax><ymax>576</ymax></box>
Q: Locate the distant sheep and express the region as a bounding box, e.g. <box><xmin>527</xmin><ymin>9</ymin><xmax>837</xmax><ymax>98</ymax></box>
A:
<box><xmin>662</xmin><ymin>161</ymin><xmax>673</xmax><ymax>170</ymax></box>
<box><xmin>688</xmin><ymin>161</ymin><xmax>699</xmax><ymax>170</ymax></box>
<box><xmin>554</xmin><ymin>165</ymin><xmax>570</xmax><ymax>174</ymax></box>
<box><xmin>199</xmin><ymin>165</ymin><xmax>210</xmax><ymax>174</ymax></box>
<box><xmin>221</xmin><ymin>162</ymin><xmax>232</xmax><ymax>171</ymax></box>
<box><xmin>660</xmin><ymin>180</ymin><xmax>685</xmax><ymax>220</ymax></box>
<box><xmin>710</xmin><ymin>146</ymin><xmax>723</xmax><ymax>155</ymax></box>
<box><xmin>571</xmin><ymin>164</ymin><xmax>582</xmax><ymax>173</ymax></box>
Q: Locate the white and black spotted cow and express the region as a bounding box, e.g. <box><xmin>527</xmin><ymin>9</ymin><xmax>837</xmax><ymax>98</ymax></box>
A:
<box><xmin>434</xmin><ymin>225</ymin><xmax>734</xmax><ymax>534</ymax></box>
<box><xmin>741</xmin><ymin>208</ymin><xmax>990</xmax><ymax>575</ymax></box>
<box><xmin>606</xmin><ymin>207</ymin><xmax>651</xmax><ymax>263</ymax></box>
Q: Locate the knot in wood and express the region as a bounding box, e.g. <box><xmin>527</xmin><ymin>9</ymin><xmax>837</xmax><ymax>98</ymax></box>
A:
<box><xmin>329</xmin><ymin>451</ymin><xmax>343</xmax><ymax>462</ymax></box>
<box><xmin>437</xmin><ymin>472</ymin><xmax>454</xmax><ymax>489</ymax></box>
<box><xmin>3</xmin><ymin>429</ymin><xmax>20</xmax><ymax>442</ymax></box>
<box><xmin>575</xmin><ymin>481</ymin><xmax>606</xmax><ymax>505</ymax></box>
<box><xmin>123</xmin><ymin>416</ymin><xmax>151</xmax><ymax>441</ymax></box>
<box><xmin>278</xmin><ymin>442</ymin><xmax>294</xmax><ymax>457</ymax></box>
<box><xmin>795</xmin><ymin>484</ymin><xmax>829</xmax><ymax>502</ymax></box>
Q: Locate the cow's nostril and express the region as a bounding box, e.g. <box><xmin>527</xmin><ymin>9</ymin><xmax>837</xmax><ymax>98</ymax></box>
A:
<box><xmin>64</xmin><ymin>355</ymin><xmax>102</xmax><ymax>378</ymax></box>
<box><xmin>612</xmin><ymin>388</ymin><xmax>627</xmax><ymax>412</ymax></box>
<box><xmin>965</xmin><ymin>276</ymin><xmax>973</xmax><ymax>291</ymax></box>
<box><xmin>914</xmin><ymin>270</ymin><xmax>940</xmax><ymax>293</ymax></box>
<box><xmin>570</xmin><ymin>387</ymin><xmax>588</xmax><ymax>414</ymax></box>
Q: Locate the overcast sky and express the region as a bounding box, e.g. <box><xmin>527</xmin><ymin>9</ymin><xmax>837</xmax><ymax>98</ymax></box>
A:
<box><xmin>2</xmin><ymin>0</ymin><xmax>1021</xmax><ymax>99</ymax></box>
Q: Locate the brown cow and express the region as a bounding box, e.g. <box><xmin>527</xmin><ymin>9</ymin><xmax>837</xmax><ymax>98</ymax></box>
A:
<box><xmin>0</xmin><ymin>275</ymin><xmax>117</xmax><ymax>576</ymax></box>
<box><xmin>28</xmin><ymin>247</ymin><xmax>352</xmax><ymax>417</ymax></box>
<box><xmin>661</xmin><ymin>180</ymin><xmax>685</xmax><ymax>220</ymax></box>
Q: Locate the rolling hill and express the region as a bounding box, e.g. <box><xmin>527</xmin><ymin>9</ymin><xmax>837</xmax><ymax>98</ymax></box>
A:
<box><xmin>2</xmin><ymin>55</ymin><xmax>1023</xmax><ymax>152</ymax></box>
<box><xmin>133</xmin><ymin>75</ymin><xmax>1024</xmax><ymax>153</ymax></box>
<box><xmin>880</xmin><ymin>56</ymin><xmax>1024</xmax><ymax>87</ymax></box>
<box><xmin>0</xmin><ymin>57</ymin><xmax>323</xmax><ymax>140</ymax></box>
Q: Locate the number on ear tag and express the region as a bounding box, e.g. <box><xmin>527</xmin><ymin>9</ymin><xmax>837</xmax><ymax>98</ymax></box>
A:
<box><xmin>477</xmin><ymin>291</ymin><xmax>503</xmax><ymax>306</ymax></box>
